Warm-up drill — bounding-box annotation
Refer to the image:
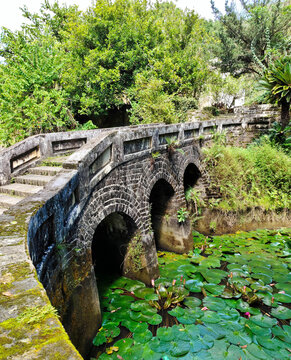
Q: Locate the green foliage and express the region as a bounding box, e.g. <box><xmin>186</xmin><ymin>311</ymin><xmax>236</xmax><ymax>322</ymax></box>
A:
<box><xmin>75</xmin><ymin>120</ymin><xmax>98</xmax><ymax>131</ymax></box>
<box><xmin>95</xmin><ymin>228</ymin><xmax>291</xmax><ymax>359</ymax></box>
<box><xmin>210</xmin><ymin>0</ymin><xmax>291</xmax><ymax>75</ymax></box>
<box><xmin>0</xmin><ymin>29</ymin><xmax>77</xmax><ymax>146</ymax></box>
<box><xmin>255</xmin><ymin>121</ymin><xmax>291</xmax><ymax>154</ymax></box>
<box><xmin>203</xmin><ymin>141</ymin><xmax>291</xmax><ymax>211</ymax></box>
<box><xmin>257</xmin><ymin>56</ymin><xmax>291</xmax><ymax>127</ymax></box>
<box><xmin>125</xmin><ymin>232</ymin><xmax>144</xmax><ymax>273</ymax></box>
<box><xmin>0</xmin><ymin>0</ymin><xmax>216</xmax><ymax>140</ymax></box>
<box><xmin>177</xmin><ymin>208</ymin><xmax>189</xmax><ymax>223</ymax></box>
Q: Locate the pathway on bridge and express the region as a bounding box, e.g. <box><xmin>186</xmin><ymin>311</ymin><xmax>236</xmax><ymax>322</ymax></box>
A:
<box><xmin>0</xmin><ymin>155</ymin><xmax>70</xmax><ymax>215</ymax></box>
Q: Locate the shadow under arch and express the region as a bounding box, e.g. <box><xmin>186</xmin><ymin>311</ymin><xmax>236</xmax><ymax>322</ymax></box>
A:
<box><xmin>183</xmin><ymin>163</ymin><xmax>201</xmax><ymax>193</ymax></box>
<box><xmin>149</xmin><ymin>178</ymin><xmax>175</xmax><ymax>249</ymax></box>
<box><xmin>92</xmin><ymin>212</ymin><xmax>138</xmax><ymax>280</ymax></box>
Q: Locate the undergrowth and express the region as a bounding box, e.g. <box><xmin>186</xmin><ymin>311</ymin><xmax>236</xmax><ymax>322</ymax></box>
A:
<box><xmin>203</xmin><ymin>141</ymin><xmax>291</xmax><ymax>211</ymax></box>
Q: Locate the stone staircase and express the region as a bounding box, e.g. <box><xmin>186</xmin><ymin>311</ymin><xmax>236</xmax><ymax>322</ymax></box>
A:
<box><xmin>0</xmin><ymin>156</ymin><xmax>69</xmax><ymax>215</ymax></box>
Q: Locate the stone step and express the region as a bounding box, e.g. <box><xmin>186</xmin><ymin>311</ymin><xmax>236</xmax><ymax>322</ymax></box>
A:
<box><xmin>14</xmin><ymin>174</ymin><xmax>54</xmax><ymax>187</ymax></box>
<box><xmin>41</xmin><ymin>155</ymin><xmax>71</xmax><ymax>166</ymax></box>
<box><xmin>0</xmin><ymin>194</ymin><xmax>24</xmax><ymax>208</ymax></box>
<box><xmin>29</xmin><ymin>166</ymin><xmax>63</xmax><ymax>176</ymax></box>
<box><xmin>0</xmin><ymin>183</ymin><xmax>43</xmax><ymax>197</ymax></box>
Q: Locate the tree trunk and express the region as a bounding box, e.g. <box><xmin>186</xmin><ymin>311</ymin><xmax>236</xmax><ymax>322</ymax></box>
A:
<box><xmin>280</xmin><ymin>98</ymin><xmax>290</xmax><ymax>129</ymax></box>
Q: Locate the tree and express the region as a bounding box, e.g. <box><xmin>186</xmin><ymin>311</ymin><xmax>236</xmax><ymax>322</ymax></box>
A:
<box><xmin>258</xmin><ymin>56</ymin><xmax>291</xmax><ymax>128</ymax></box>
<box><xmin>0</xmin><ymin>29</ymin><xmax>77</xmax><ymax>146</ymax></box>
<box><xmin>210</xmin><ymin>0</ymin><xmax>291</xmax><ymax>75</ymax></box>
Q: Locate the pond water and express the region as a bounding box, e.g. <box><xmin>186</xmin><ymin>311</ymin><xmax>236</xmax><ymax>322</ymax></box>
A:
<box><xmin>91</xmin><ymin>229</ymin><xmax>291</xmax><ymax>360</ymax></box>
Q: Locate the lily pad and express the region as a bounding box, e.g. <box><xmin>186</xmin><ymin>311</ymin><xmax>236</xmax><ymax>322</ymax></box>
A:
<box><xmin>185</xmin><ymin>279</ymin><xmax>203</xmax><ymax>292</ymax></box>
<box><xmin>271</xmin><ymin>305</ymin><xmax>291</xmax><ymax>319</ymax></box>
<box><xmin>249</xmin><ymin>314</ymin><xmax>277</xmax><ymax>328</ymax></box>
<box><xmin>133</xmin><ymin>329</ymin><xmax>153</xmax><ymax>344</ymax></box>
<box><xmin>203</xmin><ymin>283</ymin><xmax>225</xmax><ymax>295</ymax></box>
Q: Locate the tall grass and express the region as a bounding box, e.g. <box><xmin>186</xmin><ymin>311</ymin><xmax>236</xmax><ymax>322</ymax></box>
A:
<box><xmin>203</xmin><ymin>141</ymin><xmax>291</xmax><ymax>211</ymax></box>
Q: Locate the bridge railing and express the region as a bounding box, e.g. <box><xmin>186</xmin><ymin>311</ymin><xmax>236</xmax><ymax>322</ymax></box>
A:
<box><xmin>0</xmin><ymin>129</ymin><xmax>106</xmax><ymax>185</ymax></box>
<box><xmin>0</xmin><ymin>110</ymin><xmax>275</xmax><ymax>187</ymax></box>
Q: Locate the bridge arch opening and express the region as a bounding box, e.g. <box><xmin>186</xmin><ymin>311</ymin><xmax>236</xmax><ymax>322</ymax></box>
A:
<box><xmin>150</xmin><ymin>179</ymin><xmax>175</xmax><ymax>249</ymax></box>
<box><xmin>92</xmin><ymin>212</ymin><xmax>137</xmax><ymax>280</ymax></box>
<box><xmin>183</xmin><ymin>163</ymin><xmax>201</xmax><ymax>193</ymax></box>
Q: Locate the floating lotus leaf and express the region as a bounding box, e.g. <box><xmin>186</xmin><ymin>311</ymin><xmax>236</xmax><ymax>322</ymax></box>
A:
<box><xmin>122</xmin><ymin>343</ymin><xmax>146</xmax><ymax>360</ymax></box>
<box><xmin>264</xmin><ymin>347</ymin><xmax>291</xmax><ymax>360</ymax></box>
<box><xmin>272</xmin><ymin>325</ymin><xmax>291</xmax><ymax>343</ymax></box>
<box><xmin>275</xmin><ymin>282</ymin><xmax>291</xmax><ymax>294</ymax></box>
<box><xmin>177</xmin><ymin>264</ymin><xmax>196</xmax><ymax>275</ymax></box>
<box><xmin>141</xmin><ymin>343</ymin><xmax>163</xmax><ymax>360</ymax></box>
<box><xmin>203</xmin><ymin>296</ymin><xmax>227</xmax><ymax>311</ymax></box>
<box><xmin>257</xmin><ymin>291</ymin><xmax>278</xmax><ymax>307</ymax></box>
<box><xmin>157</xmin><ymin>326</ymin><xmax>175</xmax><ymax>342</ymax></box>
<box><xmin>188</xmin><ymin>273</ymin><xmax>204</xmax><ymax>282</ymax></box>
<box><xmin>245</xmin><ymin>343</ymin><xmax>271</xmax><ymax>360</ymax></box>
<box><xmin>249</xmin><ymin>314</ymin><xmax>277</xmax><ymax>328</ymax></box>
<box><xmin>127</xmin><ymin>320</ymin><xmax>148</xmax><ymax>333</ymax></box>
<box><xmin>271</xmin><ymin>305</ymin><xmax>291</xmax><ymax>319</ymax></box>
<box><xmin>149</xmin><ymin>337</ymin><xmax>172</xmax><ymax>352</ymax></box>
<box><xmin>208</xmin><ymin>339</ymin><xmax>229</xmax><ymax>358</ymax></box>
<box><xmin>130</xmin><ymin>300</ymin><xmax>152</xmax><ymax>312</ymax></box>
<box><xmin>183</xmin><ymin>296</ymin><xmax>201</xmax><ymax>308</ymax></box>
<box><xmin>220</xmin><ymin>287</ymin><xmax>242</xmax><ymax>299</ymax></box>
<box><xmin>225</xmin><ymin>329</ymin><xmax>252</xmax><ymax>345</ymax></box>
<box><xmin>190</xmin><ymin>255</ymin><xmax>206</xmax><ymax>265</ymax></box>
<box><xmin>184</xmin><ymin>324</ymin><xmax>200</xmax><ymax>339</ymax></box>
<box><xmin>129</xmin><ymin>310</ymin><xmax>151</xmax><ymax>322</ymax></box>
<box><xmin>148</xmin><ymin>313</ymin><xmax>163</xmax><ymax>325</ymax></box>
<box><xmin>203</xmin><ymin>323</ymin><xmax>228</xmax><ymax>338</ymax></box>
<box><xmin>189</xmin><ymin>334</ymin><xmax>214</xmax><ymax>353</ymax></box>
<box><xmin>251</xmin><ymin>282</ymin><xmax>272</xmax><ymax>292</ymax></box>
<box><xmin>251</xmin><ymin>273</ymin><xmax>272</xmax><ymax>284</ymax></box>
<box><xmin>224</xmin><ymin>344</ymin><xmax>246</xmax><ymax>359</ymax></box>
<box><xmin>235</xmin><ymin>299</ymin><xmax>252</xmax><ymax>312</ymax></box>
<box><xmin>245</xmin><ymin>321</ymin><xmax>272</xmax><ymax>337</ymax></box>
<box><xmin>177</xmin><ymin>308</ymin><xmax>199</xmax><ymax>324</ymax></box>
<box><xmin>199</xmin><ymin>257</ymin><xmax>221</xmax><ymax>268</ymax></box>
<box><xmin>110</xmin><ymin>295</ymin><xmax>134</xmax><ymax>309</ymax></box>
<box><xmin>203</xmin><ymin>283</ymin><xmax>225</xmax><ymax>295</ymax></box>
<box><xmin>145</xmin><ymin>293</ymin><xmax>159</xmax><ymax>301</ymax></box>
<box><xmin>217</xmin><ymin>308</ymin><xmax>240</xmax><ymax>321</ymax></box>
<box><xmin>171</xmin><ymin>324</ymin><xmax>191</xmax><ymax>341</ymax></box>
<box><xmin>133</xmin><ymin>328</ymin><xmax>153</xmax><ymax>344</ymax></box>
<box><xmin>113</xmin><ymin>338</ymin><xmax>134</xmax><ymax>352</ymax></box>
<box><xmin>185</xmin><ymin>279</ymin><xmax>203</xmax><ymax>292</ymax></box>
<box><xmin>169</xmin><ymin>340</ymin><xmax>190</xmax><ymax>357</ymax></box>
<box><xmin>201</xmin><ymin>310</ymin><xmax>221</xmax><ymax>324</ymax></box>
<box><xmin>273</xmin><ymin>292</ymin><xmax>291</xmax><ymax>303</ymax></box>
<box><xmin>93</xmin><ymin>332</ymin><xmax>107</xmax><ymax>346</ymax></box>
<box><xmin>168</xmin><ymin>306</ymin><xmax>185</xmax><ymax>318</ymax></box>
<box><xmin>199</xmin><ymin>268</ymin><xmax>227</xmax><ymax>284</ymax></box>
<box><xmin>224</xmin><ymin>299</ymin><xmax>238</xmax><ymax>308</ymax></box>
<box><xmin>272</xmin><ymin>272</ymin><xmax>291</xmax><ymax>283</ymax></box>
<box><xmin>256</xmin><ymin>336</ymin><xmax>286</xmax><ymax>350</ymax></box>
<box><xmin>134</xmin><ymin>287</ymin><xmax>155</xmax><ymax>298</ymax></box>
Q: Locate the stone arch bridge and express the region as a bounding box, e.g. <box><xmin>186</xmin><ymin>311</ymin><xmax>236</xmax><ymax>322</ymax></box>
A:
<box><xmin>0</xmin><ymin>106</ymin><xmax>277</xmax><ymax>359</ymax></box>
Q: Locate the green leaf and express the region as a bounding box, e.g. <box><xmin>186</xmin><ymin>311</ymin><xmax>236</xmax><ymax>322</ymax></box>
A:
<box><xmin>271</xmin><ymin>305</ymin><xmax>291</xmax><ymax>319</ymax></box>
<box><xmin>133</xmin><ymin>328</ymin><xmax>153</xmax><ymax>344</ymax></box>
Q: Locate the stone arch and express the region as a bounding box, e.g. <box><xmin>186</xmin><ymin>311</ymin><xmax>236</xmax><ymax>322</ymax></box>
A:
<box><xmin>183</xmin><ymin>162</ymin><xmax>201</xmax><ymax>193</ymax></box>
<box><xmin>149</xmin><ymin>178</ymin><xmax>175</xmax><ymax>250</ymax></box>
<box><xmin>92</xmin><ymin>211</ymin><xmax>139</xmax><ymax>280</ymax></box>
<box><xmin>75</xmin><ymin>184</ymin><xmax>144</xmax><ymax>250</ymax></box>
